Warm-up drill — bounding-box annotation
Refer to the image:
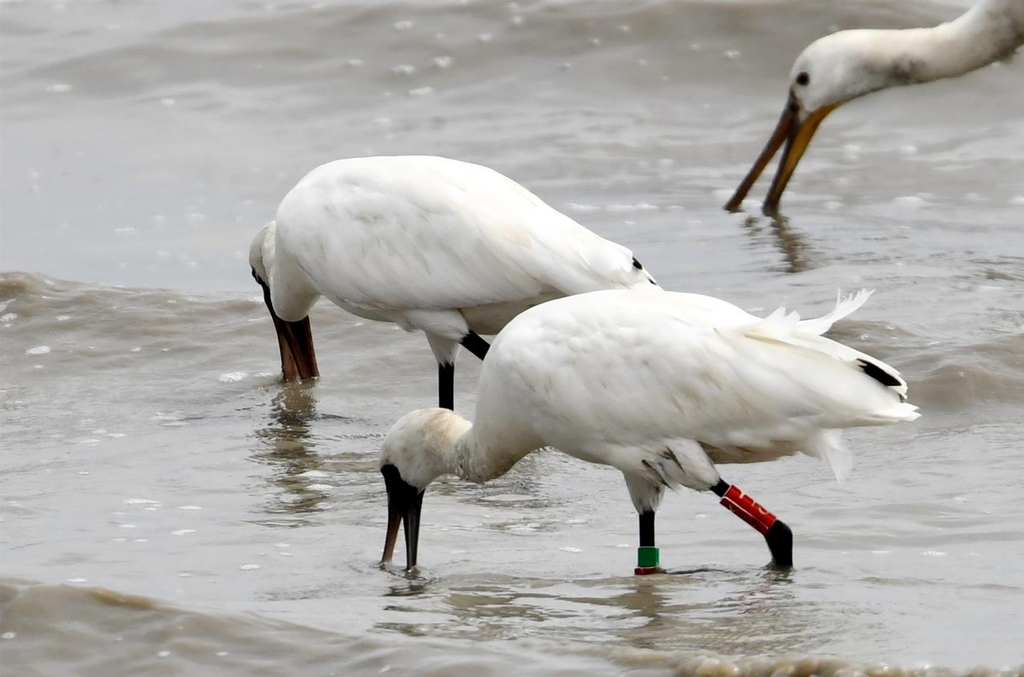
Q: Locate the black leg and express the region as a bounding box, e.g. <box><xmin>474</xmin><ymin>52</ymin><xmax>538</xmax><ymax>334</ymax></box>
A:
<box><xmin>639</xmin><ymin>511</ymin><xmax>655</xmax><ymax>547</ymax></box>
<box><xmin>713</xmin><ymin>477</ymin><xmax>793</xmax><ymax>569</ymax></box>
<box><xmin>438</xmin><ymin>362</ymin><xmax>455</xmax><ymax>411</ymax></box>
<box><xmin>460</xmin><ymin>331</ymin><xmax>490</xmax><ymax>361</ymax></box>
<box><xmin>635</xmin><ymin>510</ymin><xmax>660</xmax><ymax>575</ymax></box>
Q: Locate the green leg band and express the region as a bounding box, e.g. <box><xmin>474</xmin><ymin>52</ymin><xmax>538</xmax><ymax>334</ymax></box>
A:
<box><xmin>636</xmin><ymin>546</ymin><xmax>660</xmax><ymax>568</ymax></box>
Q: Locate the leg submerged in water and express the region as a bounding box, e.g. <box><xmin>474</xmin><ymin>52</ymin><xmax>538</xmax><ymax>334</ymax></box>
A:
<box><xmin>712</xmin><ymin>478</ymin><xmax>793</xmax><ymax>568</ymax></box>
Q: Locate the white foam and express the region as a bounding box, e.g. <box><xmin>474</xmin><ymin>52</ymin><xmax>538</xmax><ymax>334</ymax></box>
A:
<box><xmin>26</xmin><ymin>345</ymin><xmax>51</xmax><ymax>355</ymax></box>
<box><xmin>218</xmin><ymin>372</ymin><xmax>247</xmax><ymax>383</ymax></box>
<box><xmin>566</xmin><ymin>202</ymin><xmax>599</xmax><ymax>213</ymax></box>
<box><xmin>893</xmin><ymin>195</ymin><xmax>926</xmax><ymax>208</ymax></box>
<box><xmin>123</xmin><ymin>498</ymin><xmax>159</xmax><ymax>505</ymax></box>
<box><xmin>558</xmin><ymin>546</ymin><xmax>582</xmax><ymax>553</ymax></box>
<box><xmin>606</xmin><ymin>203</ymin><xmax>656</xmax><ymax>213</ymax></box>
<box><xmin>171</xmin><ymin>529</ymin><xmax>195</xmax><ymax>536</ymax></box>
<box><xmin>1</xmin><ymin>313</ymin><xmax>16</xmax><ymax>322</ymax></box>
<box><xmin>239</xmin><ymin>564</ymin><xmax>261</xmax><ymax>570</ymax></box>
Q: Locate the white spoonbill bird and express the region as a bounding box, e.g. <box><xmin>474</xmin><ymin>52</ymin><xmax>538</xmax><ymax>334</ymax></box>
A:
<box><xmin>725</xmin><ymin>0</ymin><xmax>1024</xmax><ymax>214</ymax></box>
<box><xmin>249</xmin><ymin>156</ymin><xmax>658</xmax><ymax>409</ymax></box>
<box><xmin>379</xmin><ymin>288</ymin><xmax>919</xmax><ymax>574</ymax></box>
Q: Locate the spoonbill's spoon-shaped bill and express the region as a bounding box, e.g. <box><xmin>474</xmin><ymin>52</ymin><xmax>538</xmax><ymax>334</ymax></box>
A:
<box><xmin>725</xmin><ymin>0</ymin><xmax>1024</xmax><ymax>214</ymax></box>
<box><xmin>378</xmin><ymin>288</ymin><xmax>919</xmax><ymax>573</ymax></box>
<box><xmin>249</xmin><ymin>155</ymin><xmax>657</xmax><ymax>409</ymax></box>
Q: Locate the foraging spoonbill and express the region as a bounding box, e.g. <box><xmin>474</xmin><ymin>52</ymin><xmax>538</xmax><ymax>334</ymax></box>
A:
<box><xmin>249</xmin><ymin>156</ymin><xmax>657</xmax><ymax>409</ymax></box>
<box><xmin>725</xmin><ymin>0</ymin><xmax>1024</xmax><ymax>214</ymax></box>
<box><xmin>379</xmin><ymin>288</ymin><xmax>919</xmax><ymax>574</ymax></box>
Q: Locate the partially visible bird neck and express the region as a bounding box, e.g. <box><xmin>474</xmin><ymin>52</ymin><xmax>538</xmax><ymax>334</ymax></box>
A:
<box><xmin>902</xmin><ymin>0</ymin><xmax>1023</xmax><ymax>83</ymax></box>
<box><xmin>448</xmin><ymin>424</ymin><xmax>531</xmax><ymax>486</ymax></box>
<box><xmin>269</xmin><ymin>245</ymin><xmax>321</xmax><ymax>322</ymax></box>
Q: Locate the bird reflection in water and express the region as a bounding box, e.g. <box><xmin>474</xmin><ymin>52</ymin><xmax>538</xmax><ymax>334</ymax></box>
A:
<box><xmin>372</xmin><ymin>567</ymin><xmax>812</xmax><ymax>653</ymax></box>
<box><xmin>594</xmin><ymin>568</ymin><xmax>819</xmax><ymax>657</ymax></box>
<box><xmin>743</xmin><ymin>214</ymin><xmax>813</xmax><ymax>274</ymax></box>
<box><xmin>251</xmin><ymin>381</ymin><xmax>332</xmax><ymax>523</ymax></box>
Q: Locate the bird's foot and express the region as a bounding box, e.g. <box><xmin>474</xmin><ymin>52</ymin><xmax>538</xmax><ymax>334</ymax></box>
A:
<box><xmin>764</xmin><ymin>520</ymin><xmax>794</xmax><ymax>569</ymax></box>
<box><xmin>634</xmin><ymin>566</ymin><xmax>664</xmax><ymax>575</ymax></box>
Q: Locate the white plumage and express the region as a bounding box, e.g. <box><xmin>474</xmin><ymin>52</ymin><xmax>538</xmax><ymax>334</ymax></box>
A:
<box><xmin>379</xmin><ymin>288</ymin><xmax>919</xmax><ymax>572</ymax></box>
<box><xmin>726</xmin><ymin>0</ymin><xmax>1024</xmax><ymax>213</ymax></box>
<box><xmin>249</xmin><ymin>155</ymin><xmax>657</xmax><ymax>406</ymax></box>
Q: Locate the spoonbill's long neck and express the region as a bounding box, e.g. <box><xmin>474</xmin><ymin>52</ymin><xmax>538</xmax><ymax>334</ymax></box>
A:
<box><xmin>447</xmin><ymin>427</ymin><xmax>531</xmax><ymax>485</ymax></box>
<box><xmin>904</xmin><ymin>0</ymin><xmax>1024</xmax><ymax>82</ymax></box>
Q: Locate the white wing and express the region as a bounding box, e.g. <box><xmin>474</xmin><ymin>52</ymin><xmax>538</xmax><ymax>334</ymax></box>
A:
<box><xmin>482</xmin><ymin>289</ymin><xmax>917</xmax><ymax>479</ymax></box>
<box><xmin>274</xmin><ymin>156</ymin><xmax>654</xmax><ymax>314</ymax></box>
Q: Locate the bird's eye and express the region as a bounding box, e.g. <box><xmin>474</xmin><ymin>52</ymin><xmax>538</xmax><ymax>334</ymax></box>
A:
<box><xmin>795</xmin><ymin>71</ymin><xmax>810</xmax><ymax>86</ymax></box>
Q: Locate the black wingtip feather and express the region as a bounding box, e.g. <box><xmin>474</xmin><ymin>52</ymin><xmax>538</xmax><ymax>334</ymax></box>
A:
<box><xmin>857</xmin><ymin>358</ymin><xmax>903</xmax><ymax>388</ymax></box>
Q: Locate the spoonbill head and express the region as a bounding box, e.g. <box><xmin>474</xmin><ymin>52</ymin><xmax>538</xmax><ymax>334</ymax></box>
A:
<box><xmin>378</xmin><ymin>288</ymin><xmax>919</xmax><ymax>574</ymax></box>
<box><xmin>725</xmin><ymin>0</ymin><xmax>1024</xmax><ymax>214</ymax></box>
<box><xmin>249</xmin><ymin>221</ymin><xmax>320</xmax><ymax>381</ymax></box>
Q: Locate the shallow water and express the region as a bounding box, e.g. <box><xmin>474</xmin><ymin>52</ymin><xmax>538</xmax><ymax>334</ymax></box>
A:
<box><xmin>2</xmin><ymin>0</ymin><xmax>1023</xmax><ymax>675</ymax></box>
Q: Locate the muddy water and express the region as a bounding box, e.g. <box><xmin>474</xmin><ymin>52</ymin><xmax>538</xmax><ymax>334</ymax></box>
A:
<box><xmin>2</xmin><ymin>0</ymin><xmax>1023</xmax><ymax>675</ymax></box>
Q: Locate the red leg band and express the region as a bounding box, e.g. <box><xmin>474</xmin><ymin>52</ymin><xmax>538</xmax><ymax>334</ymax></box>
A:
<box><xmin>720</xmin><ymin>484</ymin><xmax>777</xmax><ymax>535</ymax></box>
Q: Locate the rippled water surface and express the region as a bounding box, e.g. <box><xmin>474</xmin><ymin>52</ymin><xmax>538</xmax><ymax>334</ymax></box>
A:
<box><xmin>2</xmin><ymin>0</ymin><xmax>1023</xmax><ymax>675</ymax></box>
